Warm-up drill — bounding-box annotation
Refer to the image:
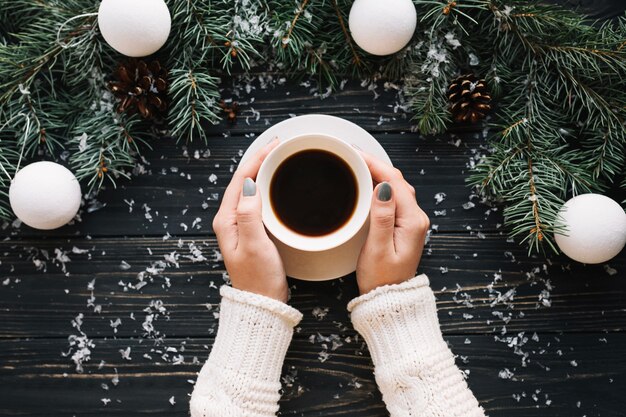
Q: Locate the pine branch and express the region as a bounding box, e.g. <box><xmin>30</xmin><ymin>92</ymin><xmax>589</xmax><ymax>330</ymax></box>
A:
<box><xmin>330</xmin><ymin>0</ymin><xmax>362</xmax><ymax>68</ymax></box>
<box><xmin>525</xmin><ymin>155</ymin><xmax>547</xmax><ymax>250</ymax></box>
<box><xmin>0</xmin><ymin>0</ymin><xmax>623</xmax><ymax>256</ymax></box>
<box><xmin>205</xmin><ymin>0</ymin><xmax>269</xmax><ymax>73</ymax></box>
<box><xmin>0</xmin><ymin>140</ymin><xmax>20</xmax><ymax>219</ymax></box>
<box><xmin>0</xmin><ymin>1</ymin><xmax>147</xmax><ymax>219</ymax></box>
<box><xmin>69</xmin><ymin>99</ymin><xmax>150</xmax><ymax>192</ymax></box>
<box><xmin>405</xmin><ymin>34</ymin><xmax>456</xmax><ymax>134</ymax></box>
<box><xmin>168</xmin><ymin>68</ymin><xmax>220</xmax><ymax>143</ymax></box>
<box><xmin>404</xmin><ymin>1</ymin><xmax>491</xmax><ymax>134</ymax></box>
<box><xmin>268</xmin><ymin>0</ymin><xmax>370</xmax><ymax>88</ymax></box>
<box><xmin>280</xmin><ymin>0</ymin><xmax>311</xmax><ymax>48</ymax></box>
<box><xmin>469</xmin><ymin>2</ymin><xmax>626</xmax><ymax>253</ymax></box>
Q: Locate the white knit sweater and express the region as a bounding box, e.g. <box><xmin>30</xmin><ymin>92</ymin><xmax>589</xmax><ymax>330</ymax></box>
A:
<box><xmin>190</xmin><ymin>275</ymin><xmax>486</xmax><ymax>417</ymax></box>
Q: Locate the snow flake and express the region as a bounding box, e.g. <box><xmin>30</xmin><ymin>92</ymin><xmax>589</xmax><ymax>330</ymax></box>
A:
<box><xmin>469</xmin><ymin>53</ymin><xmax>479</xmax><ymax>66</ymax></box>
<box><xmin>434</xmin><ymin>192</ymin><xmax>447</xmax><ymax>205</ymax></box>
<box><xmin>444</xmin><ymin>32</ymin><xmax>461</xmax><ymax>49</ymax></box>
<box><xmin>498</xmin><ymin>368</ymin><xmax>515</xmax><ymax>379</ymax></box>
<box><xmin>119</xmin><ymin>347</ymin><xmax>132</xmax><ymax>361</ymax></box>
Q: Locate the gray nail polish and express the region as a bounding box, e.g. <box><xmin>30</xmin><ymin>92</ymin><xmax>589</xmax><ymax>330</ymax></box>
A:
<box><xmin>377</xmin><ymin>182</ymin><xmax>392</xmax><ymax>201</ymax></box>
<box><xmin>243</xmin><ymin>178</ymin><xmax>256</xmax><ymax>196</ymax></box>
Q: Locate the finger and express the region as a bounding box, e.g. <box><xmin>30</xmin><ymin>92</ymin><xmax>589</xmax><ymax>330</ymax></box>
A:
<box><xmin>367</xmin><ymin>182</ymin><xmax>397</xmax><ymax>254</ymax></box>
<box><xmin>359</xmin><ymin>150</ymin><xmax>418</xmax><ymax>217</ymax></box>
<box><xmin>220</xmin><ymin>137</ymin><xmax>279</xmax><ymax>214</ymax></box>
<box><xmin>359</xmin><ymin>150</ymin><xmax>403</xmax><ymax>184</ymax></box>
<box><xmin>235</xmin><ymin>178</ymin><xmax>267</xmax><ymax>250</ymax></box>
<box><xmin>237</xmin><ymin>137</ymin><xmax>280</xmax><ymax>178</ymax></box>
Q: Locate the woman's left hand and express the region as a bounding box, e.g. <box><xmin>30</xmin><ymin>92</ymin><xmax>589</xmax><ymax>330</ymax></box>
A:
<box><xmin>212</xmin><ymin>138</ymin><xmax>288</xmax><ymax>302</ymax></box>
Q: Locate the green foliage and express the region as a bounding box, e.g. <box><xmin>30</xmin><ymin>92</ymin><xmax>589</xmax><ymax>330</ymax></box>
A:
<box><xmin>467</xmin><ymin>2</ymin><xmax>626</xmax><ymax>252</ymax></box>
<box><xmin>168</xmin><ymin>69</ymin><xmax>220</xmax><ymax>143</ymax></box>
<box><xmin>267</xmin><ymin>0</ymin><xmax>370</xmax><ymax>86</ymax></box>
<box><xmin>0</xmin><ymin>0</ymin><xmax>624</xmax><ymax>256</ymax></box>
<box><xmin>406</xmin><ymin>0</ymin><xmax>489</xmax><ymax>134</ymax></box>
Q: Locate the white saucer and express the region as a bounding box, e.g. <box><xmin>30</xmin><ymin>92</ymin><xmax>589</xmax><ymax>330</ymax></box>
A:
<box><xmin>239</xmin><ymin>114</ymin><xmax>392</xmax><ymax>281</ymax></box>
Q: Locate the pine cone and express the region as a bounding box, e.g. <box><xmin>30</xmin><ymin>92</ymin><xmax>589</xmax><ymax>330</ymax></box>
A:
<box><xmin>219</xmin><ymin>100</ymin><xmax>239</xmax><ymax>124</ymax></box>
<box><xmin>447</xmin><ymin>74</ymin><xmax>492</xmax><ymax>123</ymax></box>
<box><xmin>109</xmin><ymin>59</ymin><xmax>168</xmax><ymax>120</ymax></box>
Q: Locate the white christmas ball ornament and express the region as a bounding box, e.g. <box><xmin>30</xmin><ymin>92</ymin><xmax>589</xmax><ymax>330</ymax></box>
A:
<box><xmin>98</xmin><ymin>0</ymin><xmax>171</xmax><ymax>57</ymax></box>
<box><xmin>555</xmin><ymin>194</ymin><xmax>626</xmax><ymax>264</ymax></box>
<box><xmin>9</xmin><ymin>162</ymin><xmax>82</xmax><ymax>230</ymax></box>
<box><xmin>349</xmin><ymin>0</ymin><xmax>417</xmax><ymax>56</ymax></box>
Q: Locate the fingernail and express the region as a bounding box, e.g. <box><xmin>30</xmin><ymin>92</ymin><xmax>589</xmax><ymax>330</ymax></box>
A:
<box><xmin>377</xmin><ymin>182</ymin><xmax>392</xmax><ymax>201</ymax></box>
<box><xmin>243</xmin><ymin>177</ymin><xmax>256</xmax><ymax>196</ymax></box>
<box><xmin>266</xmin><ymin>136</ymin><xmax>280</xmax><ymax>146</ymax></box>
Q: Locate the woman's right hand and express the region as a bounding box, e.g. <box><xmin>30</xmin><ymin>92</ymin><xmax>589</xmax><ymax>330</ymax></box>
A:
<box><xmin>356</xmin><ymin>152</ymin><xmax>430</xmax><ymax>295</ymax></box>
<box><xmin>212</xmin><ymin>138</ymin><xmax>288</xmax><ymax>303</ymax></box>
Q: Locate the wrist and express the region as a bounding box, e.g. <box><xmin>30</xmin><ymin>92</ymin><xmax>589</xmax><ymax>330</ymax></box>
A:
<box><xmin>207</xmin><ymin>286</ymin><xmax>302</xmax><ymax>379</ymax></box>
<box><xmin>231</xmin><ymin>278</ymin><xmax>289</xmax><ymax>303</ymax></box>
<box><xmin>348</xmin><ymin>275</ymin><xmax>445</xmax><ymax>365</ymax></box>
<box><xmin>356</xmin><ymin>272</ymin><xmax>417</xmax><ymax>296</ymax></box>
<box><xmin>358</xmin><ymin>279</ymin><xmax>402</xmax><ymax>296</ymax></box>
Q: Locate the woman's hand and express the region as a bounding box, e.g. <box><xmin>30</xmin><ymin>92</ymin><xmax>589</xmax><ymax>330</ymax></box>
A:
<box><xmin>356</xmin><ymin>152</ymin><xmax>430</xmax><ymax>295</ymax></box>
<box><xmin>212</xmin><ymin>138</ymin><xmax>288</xmax><ymax>302</ymax></box>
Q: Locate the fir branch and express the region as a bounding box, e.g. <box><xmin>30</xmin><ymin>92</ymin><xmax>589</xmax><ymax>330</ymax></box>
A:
<box><xmin>168</xmin><ymin>68</ymin><xmax>220</xmax><ymax>143</ymax></box>
<box><xmin>66</xmin><ymin>70</ymin><xmax>148</xmax><ymax>192</ymax></box>
<box><xmin>0</xmin><ymin>43</ymin><xmax>63</xmax><ymax>105</ymax></box>
<box><xmin>406</xmin><ymin>1</ymin><xmax>491</xmax><ymax>134</ymax></box>
<box><xmin>526</xmin><ymin>155</ymin><xmax>546</xmax><ymax>249</ymax></box>
<box><xmin>406</xmin><ymin>72</ymin><xmax>451</xmax><ymax>134</ymax></box>
<box><xmin>467</xmin><ymin>2</ymin><xmax>626</xmax><ymax>253</ymax></box>
<box><xmin>281</xmin><ymin>0</ymin><xmax>311</xmax><ymax>48</ymax></box>
<box><xmin>207</xmin><ymin>0</ymin><xmax>268</xmax><ymax>73</ymax></box>
<box><xmin>0</xmin><ymin>0</ymin><xmax>623</xmax><ymax>257</ymax></box>
<box><xmin>0</xmin><ymin>13</ymin><xmax>97</xmax><ymax>104</ymax></box>
<box><xmin>330</xmin><ymin>0</ymin><xmax>361</xmax><ymax>67</ymax></box>
<box><xmin>268</xmin><ymin>0</ymin><xmax>370</xmax><ymax>88</ymax></box>
<box><xmin>69</xmin><ymin>107</ymin><xmax>149</xmax><ymax>192</ymax></box>
<box><xmin>0</xmin><ymin>130</ymin><xmax>21</xmax><ymax>218</ymax></box>
<box><xmin>405</xmin><ymin>34</ymin><xmax>456</xmax><ymax>134</ymax></box>
<box><xmin>416</xmin><ymin>0</ymin><xmax>489</xmax><ymax>35</ymax></box>
<box><xmin>167</xmin><ymin>0</ymin><xmax>216</xmax><ymax>59</ymax></box>
<box><xmin>583</xmin><ymin>130</ymin><xmax>625</xmax><ymax>180</ymax></box>
<box><xmin>478</xmin><ymin>145</ymin><xmax>523</xmax><ymax>189</ymax></box>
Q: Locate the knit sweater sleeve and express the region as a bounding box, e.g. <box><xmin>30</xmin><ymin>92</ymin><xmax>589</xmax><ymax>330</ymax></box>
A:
<box><xmin>190</xmin><ymin>285</ymin><xmax>302</xmax><ymax>417</ymax></box>
<box><xmin>348</xmin><ymin>274</ymin><xmax>486</xmax><ymax>417</ymax></box>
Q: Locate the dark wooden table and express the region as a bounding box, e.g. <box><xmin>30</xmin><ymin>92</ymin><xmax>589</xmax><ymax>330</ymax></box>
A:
<box><xmin>1</xmin><ymin>71</ymin><xmax>625</xmax><ymax>417</ymax></box>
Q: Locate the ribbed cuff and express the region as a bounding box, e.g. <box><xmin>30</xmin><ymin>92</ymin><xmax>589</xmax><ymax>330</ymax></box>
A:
<box><xmin>207</xmin><ymin>285</ymin><xmax>303</xmax><ymax>382</ymax></box>
<box><xmin>348</xmin><ymin>274</ymin><xmax>446</xmax><ymax>367</ymax></box>
<box><xmin>221</xmin><ymin>285</ymin><xmax>303</xmax><ymax>326</ymax></box>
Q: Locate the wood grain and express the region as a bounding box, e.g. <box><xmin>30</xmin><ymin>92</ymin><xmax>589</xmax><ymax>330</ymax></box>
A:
<box><xmin>1</xmin><ymin>234</ymin><xmax>623</xmax><ymax>339</ymax></box>
<box><xmin>0</xmin><ymin>335</ymin><xmax>623</xmax><ymax>417</ymax></box>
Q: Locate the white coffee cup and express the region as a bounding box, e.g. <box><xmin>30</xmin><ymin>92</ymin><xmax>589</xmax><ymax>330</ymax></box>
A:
<box><xmin>257</xmin><ymin>134</ymin><xmax>373</xmax><ymax>252</ymax></box>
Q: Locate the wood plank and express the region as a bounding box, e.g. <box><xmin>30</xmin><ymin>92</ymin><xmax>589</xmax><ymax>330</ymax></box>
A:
<box><xmin>207</xmin><ymin>77</ymin><xmax>413</xmax><ymax>135</ymax></box>
<box><xmin>0</xmin><ymin>334</ymin><xmax>623</xmax><ymax>416</ymax></box>
<box><xmin>2</xmin><ymin>133</ymin><xmax>500</xmax><ymax>238</ymax></box>
<box><xmin>1</xmin><ymin>234</ymin><xmax>623</xmax><ymax>339</ymax></box>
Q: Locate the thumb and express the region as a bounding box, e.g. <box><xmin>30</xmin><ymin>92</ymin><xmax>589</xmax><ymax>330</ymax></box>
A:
<box><xmin>235</xmin><ymin>178</ymin><xmax>267</xmax><ymax>248</ymax></box>
<box><xmin>367</xmin><ymin>182</ymin><xmax>396</xmax><ymax>252</ymax></box>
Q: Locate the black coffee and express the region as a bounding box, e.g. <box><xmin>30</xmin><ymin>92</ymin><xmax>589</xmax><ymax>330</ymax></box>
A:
<box><xmin>270</xmin><ymin>149</ymin><xmax>358</xmax><ymax>236</ymax></box>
